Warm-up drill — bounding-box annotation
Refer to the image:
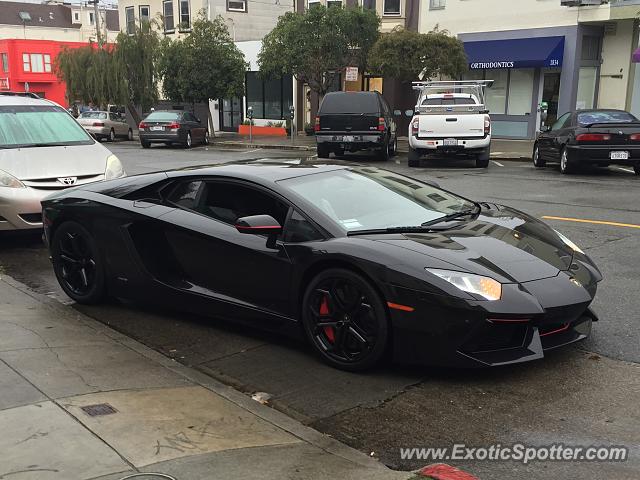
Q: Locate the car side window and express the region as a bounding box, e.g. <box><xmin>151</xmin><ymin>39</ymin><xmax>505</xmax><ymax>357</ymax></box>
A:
<box><xmin>167</xmin><ymin>180</ymin><xmax>204</xmax><ymax>210</ymax></box>
<box><xmin>196</xmin><ymin>181</ymin><xmax>289</xmax><ymax>227</ymax></box>
<box><xmin>284</xmin><ymin>210</ymin><xmax>323</xmax><ymax>243</ymax></box>
<box><xmin>551</xmin><ymin>113</ymin><xmax>571</xmax><ymax>131</ymax></box>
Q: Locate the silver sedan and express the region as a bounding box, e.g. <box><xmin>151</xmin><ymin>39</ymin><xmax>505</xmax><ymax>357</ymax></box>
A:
<box><xmin>77</xmin><ymin>111</ymin><xmax>133</xmax><ymax>142</ymax></box>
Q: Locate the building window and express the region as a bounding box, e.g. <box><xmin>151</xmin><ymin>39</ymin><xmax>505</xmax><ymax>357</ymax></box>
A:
<box><xmin>361</xmin><ymin>0</ymin><xmax>375</xmax><ymax>8</ymax></box>
<box><xmin>1</xmin><ymin>53</ymin><xmax>8</xmax><ymax>73</ymax></box>
<box><xmin>22</xmin><ymin>53</ymin><xmax>51</xmax><ymax>73</ymax></box>
<box><xmin>227</xmin><ymin>0</ymin><xmax>247</xmax><ymax>12</ymax></box>
<box><xmin>73</xmin><ymin>12</ymin><xmax>80</xmax><ymax>22</ymax></box>
<box><xmin>507</xmin><ymin>69</ymin><xmax>534</xmax><ymax>115</ymax></box>
<box><xmin>246</xmin><ymin>72</ymin><xmax>293</xmax><ymax>120</ymax></box>
<box><xmin>89</xmin><ymin>11</ymin><xmax>95</xmax><ymax>25</ymax></box>
<box><xmin>163</xmin><ymin>0</ymin><xmax>174</xmax><ymax>32</ymax></box>
<box><xmin>465</xmin><ymin>68</ymin><xmax>534</xmax><ymax>117</ymax></box>
<box><xmin>125</xmin><ymin>7</ymin><xmax>135</xmax><ymax>34</ymax></box>
<box><xmin>429</xmin><ymin>0</ymin><xmax>446</xmax><ymax>9</ymax></box>
<box><xmin>383</xmin><ymin>0</ymin><xmax>401</xmax><ymax>15</ymax></box>
<box><xmin>327</xmin><ymin>0</ymin><xmax>343</xmax><ymax>7</ymax></box>
<box><xmin>307</xmin><ymin>0</ymin><xmax>321</xmax><ymax>8</ymax></box>
<box><xmin>577</xmin><ymin>67</ymin><xmax>598</xmax><ymax>110</ymax></box>
<box><xmin>179</xmin><ymin>0</ymin><xmax>190</xmax><ymax>30</ymax></box>
<box><xmin>139</xmin><ymin>5</ymin><xmax>150</xmax><ymax>24</ymax></box>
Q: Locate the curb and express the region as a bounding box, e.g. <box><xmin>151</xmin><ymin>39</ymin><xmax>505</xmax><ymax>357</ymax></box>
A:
<box><xmin>0</xmin><ymin>274</ymin><xmax>408</xmax><ymax>477</ymax></box>
<box><xmin>210</xmin><ymin>141</ymin><xmax>316</xmax><ymax>151</ymax></box>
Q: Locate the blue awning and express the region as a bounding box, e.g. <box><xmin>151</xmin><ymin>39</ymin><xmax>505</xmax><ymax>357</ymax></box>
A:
<box><xmin>464</xmin><ymin>36</ymin><xmax>565</xmax><ymax>69</ymax></box>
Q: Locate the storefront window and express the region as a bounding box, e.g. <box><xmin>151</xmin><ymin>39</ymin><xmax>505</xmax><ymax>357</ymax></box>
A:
<box><xmin>507</xmin><ymin>69</ymin><xmax>534</xmax><ymax>115</ymax></box>
<box><xmin>245</xmin><ymin>72</ymin><xmax>293</xmax><ymax>120</ymax></box>
<box><xmin>576</xmin><ymin>67</ymin><xmax>597</xmax><ymax>110</ymax></box>
<box><xmin>485</xmin><ymin>69</ymin><xmax>507</xmax><ymax>114</ymax></box>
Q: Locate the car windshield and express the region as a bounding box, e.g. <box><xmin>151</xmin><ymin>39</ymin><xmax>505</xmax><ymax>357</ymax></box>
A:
<box><xmin>79</xmin><ymin>111</ymin><xmax>107</xmax><ymax>119</ymax></box>
<box><xmin>279</xmin><ymin>167</ymin><xmax>476</xmax><ymax>232</ymax></box>
<box><xmin>577</xmin><ymin>111</ymin><xmax>638</xmax><ymax>125</ymax></box>
<box><xmin>0</xmin><ymin>105</ymin><xmax>93</xmax><ymax>148</ymax></box>
<box><xmin>145</xmin><ymin>111</ymin><xmax>181</xmax><ymax>121</ymax></box>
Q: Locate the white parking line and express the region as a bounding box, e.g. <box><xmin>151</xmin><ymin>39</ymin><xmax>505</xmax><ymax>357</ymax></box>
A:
<box><xmin>613</xmin><ymin>166</ymin><xmax>635</xmax><ymax>174</ymax></box>
<box><xmin>242</xmin><ymin>148</ymin><xmax>263</xmax><ymax>154</ymax></box>
<box><xmin>492</xmin><ymin>160</ymin><xmax>504</xmax><ymax>167</ymax></box>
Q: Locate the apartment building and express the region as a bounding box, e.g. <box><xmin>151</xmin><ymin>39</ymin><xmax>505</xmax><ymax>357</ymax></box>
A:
<box><xmin>0</xmin><ymin>1</ymin><xmax>119</xmax><ymax>106</ymax></box>
<box><xmin>419</xmin><ymin>0</ymin><xmax>640</xmax><ymax>139</ymax></box>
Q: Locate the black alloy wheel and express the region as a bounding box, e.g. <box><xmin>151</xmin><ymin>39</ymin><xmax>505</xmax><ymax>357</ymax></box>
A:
<box><xmin>302</xmin><ymin>268</ymin><xmax>388</xmax><ymax>371</ymax></box>
<box><xmin>51</xmin><ymin>221</ymin><xmax>105</xmax><ymax>304</ymax></box>
<box><xmin>378</xmin><ymin>137</ymin><xmax>391</xmax><ymax>161</ymax></box>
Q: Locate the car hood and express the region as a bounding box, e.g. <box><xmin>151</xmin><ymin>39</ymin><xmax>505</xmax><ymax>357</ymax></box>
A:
<box><xmin>0</xmin><ymin>143</ymin><xmax>109</xmax><ymax>180</ymax></box>
<box><xmin>375</xmin><ymin>206</ymin><xmax>575</xmax><ymax>283</ymax></box>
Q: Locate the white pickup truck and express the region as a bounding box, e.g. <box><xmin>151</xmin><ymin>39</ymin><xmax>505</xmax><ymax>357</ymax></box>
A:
<box><xmin>408</xmin><ymin>80</ymin><xmax>493</xmax><ymax>168</ymax></box>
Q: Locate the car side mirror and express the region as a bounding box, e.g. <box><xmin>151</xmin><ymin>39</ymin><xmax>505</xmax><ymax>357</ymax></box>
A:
<box><xmin>393</xmin><ymin>109</ymin><xmax>402</xmax><ymax>117</ymax></box>
<box><xmin>541</xmin><ymin>125</ymin><xmax>551</xmax><ymax>132</ymax></box>
<box><xmin>235</xmin><ymin>215</ymin><xmax>282</xmax><ymax>236</ymax></box>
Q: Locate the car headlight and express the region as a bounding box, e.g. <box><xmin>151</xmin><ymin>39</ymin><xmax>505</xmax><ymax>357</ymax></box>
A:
<box><xmin>554</xmin><ymin>229</ymin><xmax>584</xmax><ymax>254</ymax></box>
<box><xmin>426</xmin><ymin>268</ymin><xmax>502</xmax><ymax>301</ymax></box>
<box><xmin>0</xmin><ymin>169</ymin><xmax>25</xmax><ymax>188</ymax></box>
<box><xmin>105</xmin><ymin>154</ymin><xmax>126</xmax><ymax>180</ymax></box>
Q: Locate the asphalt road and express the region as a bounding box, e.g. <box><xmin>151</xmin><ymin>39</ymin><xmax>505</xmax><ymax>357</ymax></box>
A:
<box><xmin>1</xmin><ymin>141</ymin><xmax>639</xmax><ymax>479</ymax></box>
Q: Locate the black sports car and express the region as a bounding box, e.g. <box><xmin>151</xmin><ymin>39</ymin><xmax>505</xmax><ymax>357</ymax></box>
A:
<box><xmin>41</xmin><ymin>160</ymin><xmax>602</xmax><ymax>371</ymax></box>
<box><xmin>534</xmin><ymin>109</ymin><xmax>640</xmax><ymax>175</ymax></box>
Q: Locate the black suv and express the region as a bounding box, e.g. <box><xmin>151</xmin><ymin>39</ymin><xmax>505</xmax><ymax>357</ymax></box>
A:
<box><xmin>314</xmin><ymin>91</ymin><xmax>397</xmax><ymax>160</ymax></box>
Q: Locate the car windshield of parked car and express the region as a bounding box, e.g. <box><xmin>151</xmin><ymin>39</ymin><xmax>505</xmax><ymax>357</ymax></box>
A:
<box><xmin>145</xmin><ymin>111</ymin><xmax>181</xmax><ymax>121</ymax></box>
<box><xmin>79</xmin><ymin>111</ymin><xmax>107</xmax><ymax>119</ymax></box>
<box><xmin>577</xmin><ymin>111</ymin><xmax>638</xmax><ymax>125</ymax></box>
<box><xmin>0</xmin><ymin>105</ymin><xmax>93</xmax><ymax>148</ymax></box>
<box><xmin>279</xmin><ymin>168</ymin><xmax>475</xmax><ymax>232</ymax></box>
<box><xmin>319</xmin><ymin>94</ymin><xmax>379</xmax><ymax>114</ymax></box>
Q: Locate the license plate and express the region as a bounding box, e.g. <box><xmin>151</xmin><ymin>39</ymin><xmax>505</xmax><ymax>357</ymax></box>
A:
<box><xmin>342</xmin><ymin>135</ymin><xmax>354</xmax><ymax>142</ymax></box>
<box><xmin>610</xmin><ymin>151</ymin><xmax>629</xmax><ymax>160</ymax></box>
<box><xmin>150</xmin><ymin>126</ymin><xmax>163</xmax><ymax>131</ymax></box>
<box><xmin>443</xmin><ymin>138</ymin><xmax>458</xmax><ymax>146</ymax></box>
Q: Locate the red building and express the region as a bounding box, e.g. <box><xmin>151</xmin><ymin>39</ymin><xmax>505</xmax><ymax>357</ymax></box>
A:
<box><xmin>0</xmin><ymin>39</ymin><xmax>90</xmax><ymax>107</ymax></box>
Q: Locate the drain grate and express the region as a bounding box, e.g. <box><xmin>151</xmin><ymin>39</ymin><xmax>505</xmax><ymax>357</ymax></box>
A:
<box><xmin>81</xmin><ymin>403</ymin><xmax>118</xmax><ymax>417</ymax></box>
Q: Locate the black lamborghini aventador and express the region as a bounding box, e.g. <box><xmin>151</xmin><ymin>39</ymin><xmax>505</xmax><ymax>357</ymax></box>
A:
<box><xmin>41</xmin><ymin>159</ymin><xmax>602</xmax><ymax>371</ymax></box>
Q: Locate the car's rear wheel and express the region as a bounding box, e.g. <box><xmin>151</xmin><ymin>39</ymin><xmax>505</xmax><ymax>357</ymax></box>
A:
<box><xmin>476</xmin><ymin>148</ymin><xmax>490</xmax><ymax>168</ymax></box>
<box><xmin>634</xmin><ymin>164</ymin><xmax>640</xmax><ymax>176</ymax></box>
<box><xmin>560</xmin><ymin>148</ymin><xmax>573</xmax><ymax>174</ymax></box>
<box><xmin>141</xmin><ymin>140</ymin><xmax>150</xmax><ymax>149</ymax></box>
<box><xmin>204</xmin><ymin>130</ymin><xmax>210</xmax><ymax>145</ymax></box>
<box><xmin>317</xmin><ymin>144</ymin><xmax>330</xmax><ymax>158</ymax></box>
<box><xmin>108</xmin><ymin>129</ymin><xmax>116</xmax><ymax>142</ymax></box>
<box><xmin>51</xmin><ymin>221</ymin><xmax>105</xmax><ymax>304</ymax></box>
<box><xmin>301</xmin><ymin>268</ymin><xmax>388</xmax><ymax>371</ymax></box>
<box><xmin>377</xmin><ymin>137</ymin><xmax>391</xmax><ymax>161</ymax></box>
<box><xmin>127</xmin><ymin>128</ymin><xmax>133</xmax><ymax>141</ymax></box>
<box><xmin>390</xmin><ymin>136</ymin><xmax>398</xmax><ymax>157</ymax></box>
<box><xmin>408</xmin><ymin>147</ymin><xmax>421</xmax><ymax>167</ymax></box>
<box><xmin>533</xmin><ymin>144</ymin><xmax>545</xmax><ymax>168</ymax></box>
<box><xmin>184</xmin><ymin>132</ymin><xmax>192</xmax><ymax>149</ymax></box>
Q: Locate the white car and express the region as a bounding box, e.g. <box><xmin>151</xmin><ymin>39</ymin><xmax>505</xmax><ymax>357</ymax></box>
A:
<box><xmin>408</xmin><ymin>80</ymin><xmax>493</xmax><ymax>168</ymax></box>
<box><xmin>0</xmin><ymin>92</ymin><xmax>126</xmax><ymax>231</ymax></box>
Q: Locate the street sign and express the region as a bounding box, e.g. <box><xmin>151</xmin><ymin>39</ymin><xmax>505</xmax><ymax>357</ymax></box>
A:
<box><xmin>0</xmin><ymin>78</ymin><xmax>9</xmax><ymax>90</ymax></box>
<box><xmin>345</xmin><ymin>67</ymin><xmax>358</xmax><ymax>82</ymax></box>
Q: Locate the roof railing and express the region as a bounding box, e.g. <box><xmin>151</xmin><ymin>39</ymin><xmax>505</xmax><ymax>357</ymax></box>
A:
<box><xmin>412</xmin><ymin>80</ymin><xmax>495</xmax><ymax>90</ymax></box>
<box><xmin>0</xmin><ymin>92</ymin><xmax>41</xmax><ymax>99</ymax></box>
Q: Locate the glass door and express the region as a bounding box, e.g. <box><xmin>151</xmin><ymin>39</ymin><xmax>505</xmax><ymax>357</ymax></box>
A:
<box><xmin>220</xmin><ymin>97</ymin><xmax>242</xmax><ymax>132</ymax></box>
<box><xmin>542</xmin><ymin>71</ymin><xmax>561</xmax><ymax>127</ymax></box>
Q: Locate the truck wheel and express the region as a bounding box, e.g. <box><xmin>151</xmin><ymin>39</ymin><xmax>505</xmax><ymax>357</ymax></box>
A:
<box><xmin>389</xmin><ymin>136</ymin><xmax>398</xmax><ymax>157</ymax></box>
<box><xmin>408</xmin><ymin>147</ymin><xmax>421</xmax><ymax>167</ymax></box>
<box><xmin>476</xmin><ymin>148</ymin><xmax>490</xmax><ymax>168</ymax></box>
<box><xmin>317</xmin><ymin>144</ymin><xmax>330</xmax><ymax>158</ymax></box>
<box><xmin>377</xmin><ymin>138</ymin><xmax>391</xmax><ymax>161</ymax></box>
<box><xmin>141</xmin><ymin>140</ymin><xmax>150</xmax><ymax>149</ymax></box>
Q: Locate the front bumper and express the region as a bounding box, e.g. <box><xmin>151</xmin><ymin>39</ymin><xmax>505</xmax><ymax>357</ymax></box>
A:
<box><xmin>388</xmin><ymin>262</ymin><xmax>600</xmax><ymax>367</ymax></box>
<box><xmin>566</xmin><ymin>145</ymin><xmax>640</xmax><ymax>165</ymax></box>
<box><xmin>409</xmin><ymin>135</ymin><xmax>491</xmax><ymax>153</ymax></box>
<box><xmin>0</xmin><ymin>187</ymin><xmax>53</xmax><ymax>231</ymax></box>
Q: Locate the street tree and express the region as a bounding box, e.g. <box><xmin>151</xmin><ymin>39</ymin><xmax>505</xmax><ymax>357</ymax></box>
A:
<box><xmin>258</xmin><ymin>5</ymin><xmax>380</xmax><ymax>96</ymax></box>
<box><xmin>159</xmin><ymin>14</ymin><xmax>247</xmax><ymax>134</ymax></box>
<box><xmin>368</xmin><ymin>27</ymin><xmax>468</xmax><ymax>82</ymax></box>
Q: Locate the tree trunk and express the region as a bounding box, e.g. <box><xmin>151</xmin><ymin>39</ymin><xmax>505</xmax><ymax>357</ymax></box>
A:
<box><xmin>207</xmin><ymin>101</ymin><xmax>215</xmax><ymax>138</ymax></box>
<box><xmin>127</xmin><ymin>103</ymin><xmax>141</xmax><ymax>126</ymax></box>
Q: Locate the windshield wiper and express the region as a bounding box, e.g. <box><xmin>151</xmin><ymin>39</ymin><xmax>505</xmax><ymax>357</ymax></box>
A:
<box><xmin>421</xmin><ymin>203</ymin><xmax>481</xmax><ymax>227</ymax></box>
<box><xmin>348</xmin><ymin>225</ymin><xmax>446</xmax><ymax>236</ymax></box>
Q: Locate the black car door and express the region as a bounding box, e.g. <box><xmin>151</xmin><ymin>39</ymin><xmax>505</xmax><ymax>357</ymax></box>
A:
<box><xmin>159</xmin><ymin>178</ymin><xmax>294</xmax><ymax>318</ymax></box>
<box><xmin>541</xmin><ymin>112</ymin><xmax>572</xmax><ymax>160</ymax></box>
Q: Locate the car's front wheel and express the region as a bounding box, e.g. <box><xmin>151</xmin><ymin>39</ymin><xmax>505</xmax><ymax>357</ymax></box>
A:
<box><xmin>127</xmin><ymin>128</ymin><xmax>133</xmax><ymax>141</ymax></box>
<box><xmin>184</xmin><ymin>132</ymin><xmax>192</xmax><ymax>149</ymax></box>
<box><xmin>51</xmin><ymin>221</ymin><xmax>106</xmax><ymax>304</ymax></box>
<box><xmin>301</xmin><ymin>268</ymin><xmax>389</xmax><ymax>371</ymax></box>
<box><xmin>533</xmin><ymin>144</ymin><xmax>546</xmax><ymax>168</ymax></box>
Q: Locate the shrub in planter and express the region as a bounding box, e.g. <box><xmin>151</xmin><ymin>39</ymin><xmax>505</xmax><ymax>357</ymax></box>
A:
<box><xmin>304</xmin><ymin>122</ymin><xmax>314</xmax><ymax>136</ymax></box>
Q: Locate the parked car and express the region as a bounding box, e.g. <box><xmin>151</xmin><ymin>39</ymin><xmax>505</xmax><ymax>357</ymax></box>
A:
<box><xmin>0</xmin><ymin>92</ymin><xmax>125</xmax><ymax>232</ymax></box>
<box><xmin>408</xmin><ymin>80</ymin><xmax>493</xmax><ymax>168</ymax></box>
<box><xmin>138</xmin><ymin>110</ymin><xmax>209</xmax><ymax>149</ymax></box>
<box><xmin>314</xmin><ymin>91</ymin><xmax>397</xmax><ymax>160</ymax></box>
<box><xmin>43</xmin><ymin>159</ymin><xmax>600</xmax><ymax>371</ymax></box>
<box><xmin>77</xmin><ymin>110</ymin><xmax>133</xmax><ymax>142</ymax></box>
<box><xmin>533</xmin><ymin>109</ymin><xmax>640</xmax><ymax>175</ymax></box>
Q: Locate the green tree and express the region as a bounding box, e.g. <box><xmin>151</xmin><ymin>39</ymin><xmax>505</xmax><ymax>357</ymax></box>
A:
<box><xmin>159</xmin><ymin>14</ymin><xmax>247</xmax><ymax>134</ymax></box>
<box><xmin>258</xmin><ymin>5</ymin><xmax>380</xmax><ymax>96</ymax></box>
<box><xmin>368</xmin><ymin>27</ymin><xmax>468</xmax><ymax>82</ymax></box>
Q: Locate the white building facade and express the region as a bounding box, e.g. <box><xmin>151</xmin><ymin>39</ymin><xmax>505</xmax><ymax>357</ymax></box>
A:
<box><xmin>420</xmin><ymin>0</ymin><xmax>640</xmax><ymax>139</ymax></box>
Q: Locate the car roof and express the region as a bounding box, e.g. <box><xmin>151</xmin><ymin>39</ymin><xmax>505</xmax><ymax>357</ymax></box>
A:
<box><xmin>165</xmin><ymin>158</ymin><xmax>358</xmax><ymax>183</ymax></box>
<box><xmin>0</xmin><ymin>93</ymin><xmax>60</xmax><ymax>107</ymax></box>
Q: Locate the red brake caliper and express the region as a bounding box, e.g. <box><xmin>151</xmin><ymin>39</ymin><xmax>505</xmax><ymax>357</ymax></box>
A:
<box><xmin>319</xmin><ymin>296</ymin><xmax>335</xmax><ymax>343</ymax></box>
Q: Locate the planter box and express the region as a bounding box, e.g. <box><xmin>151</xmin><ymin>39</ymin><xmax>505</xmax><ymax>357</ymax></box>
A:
<box><xmin>238</xmin><ymin>125</ymin><xmax>287</xmax><ymax>137</ymax></box>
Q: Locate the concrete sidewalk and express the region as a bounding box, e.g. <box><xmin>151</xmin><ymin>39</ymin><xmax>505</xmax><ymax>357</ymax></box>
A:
<box><xmin>208</xmin><ymin>133</ymin><xmax>534</xmax><ymax>161</ymax></box>
<box><xmin>0</xmin><ymin>274</ymin><xmax>416</xmax><ymax>480</ymax></box>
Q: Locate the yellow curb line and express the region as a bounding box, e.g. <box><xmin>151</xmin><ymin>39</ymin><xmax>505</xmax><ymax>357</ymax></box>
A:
<box><xmin>542</xmin><ymin>216</ymin><xmax>640</xmax><ymax>230</ymax></box>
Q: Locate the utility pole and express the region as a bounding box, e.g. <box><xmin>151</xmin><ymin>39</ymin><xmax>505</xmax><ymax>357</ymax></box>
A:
<box><xmin>90</xmin><ymin>0</ymin><xmax>102</xmax><ymax>46</ymax></box>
